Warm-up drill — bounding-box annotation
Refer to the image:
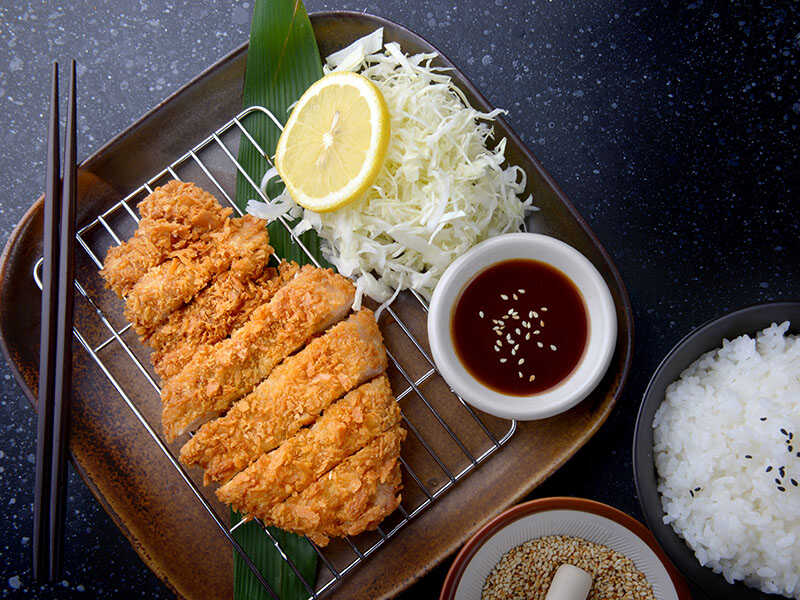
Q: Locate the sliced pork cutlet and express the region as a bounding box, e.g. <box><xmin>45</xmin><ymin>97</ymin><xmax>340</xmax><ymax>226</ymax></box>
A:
<box><xmin>261</xmin><ymin>425</ymin><xmax>406</xmax><ymax>547</ymax></box>
<box><xmin>161</xmin><ymin>265</ymin><xmax>355</xmax><ymax>442</ymax></box>
<box><xmin>101</xmin><ymin>180</ymin><xmax>231</xmax><ymax>298</ymax></box>
<box><xmin>181</xmin><ymin>308</ymin><xmax>387</xmax><ymax>483</ymax></box>
<box><xmin>216</xmin><ymin>375</ymin><xmax>400</xmax><ymax>514</ymax></box>
<box><xmin>148</xmin><ymin>261</ymin><xmax>300</xmax><ymax>380</ymax></box>
<box><xmin>124</xmin><ymin>215</ymin><xmax>271</xmax><ymax>336</ymax></box>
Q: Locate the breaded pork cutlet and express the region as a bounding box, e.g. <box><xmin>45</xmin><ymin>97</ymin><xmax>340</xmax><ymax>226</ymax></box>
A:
<box><xmin>216</xmin><ymin>375</ymin><xmax>400</xmax><ymax>514</ymax></box>
<box><xmin>263</xmin><ymin>426</ymin><xmax>406</xmax><ymax>546</ymax></box>
<box><xmin>148</xmin><ymin>261</ymin><xmax>300</xmax><ymax>380</ymax></box>
<box><xmin>100</xmin><ymin>180</ymin><xmax>231</xmax><ymax>298</ymax></box>
<box><xmin>181</xmin><ymin>309</ymin><xmax>388</xmax><ymax>483</ymax></box>
<box><xmin>124</xmin><ymin>215</ymin><xmax>271</xmax><ymax>335</ymax></box>
<box><xmin>160</xmin><ymin>265</ymin><xmax>355</xmax><ymax>441</ymax></box>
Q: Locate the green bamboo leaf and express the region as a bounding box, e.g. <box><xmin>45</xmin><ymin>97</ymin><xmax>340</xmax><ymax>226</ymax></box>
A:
<box><xmin>233</xmin><ymin>1</ymin><xmax>322</xmax><ymax>598</ymax></box>
<box><xmin>232</xmin><ymin>511</ymin><xmax>318</xmax><ymax>600</ymax></box>
<box><xmin>235</xmin><ymin>0</ymin><xmax>324</xmax><ymax>266</ymax></box>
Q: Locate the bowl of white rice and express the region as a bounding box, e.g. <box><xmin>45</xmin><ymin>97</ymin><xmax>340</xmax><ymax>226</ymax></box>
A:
<box><xmin>634</xmin><ymin>302</ymin><xmax>800</xmax><ymax>600</ymax></box>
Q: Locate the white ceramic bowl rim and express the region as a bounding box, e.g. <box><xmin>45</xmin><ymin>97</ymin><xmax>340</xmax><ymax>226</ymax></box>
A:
<box><xmin>427</xmin><ymin>233</ymin><xmax>617</xmax><ymax>421</ymax></box>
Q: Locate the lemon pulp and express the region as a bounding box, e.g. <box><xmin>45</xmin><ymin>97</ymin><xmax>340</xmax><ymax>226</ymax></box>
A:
<box><xmin>275</xmin><ymin>71</ymin><xmax>390</xmax><ymax>212</ymax></box>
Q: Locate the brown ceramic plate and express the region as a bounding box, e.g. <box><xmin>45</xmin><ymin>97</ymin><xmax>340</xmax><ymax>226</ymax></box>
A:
<box><xmin>0</xmin><ymin>11</ymin><xmax>633</xmax><ymax>600</ymax></box>
<box><xmin>440</xmin><ymin>497</ymin><xmax>691</xmax><ymax>600</ymax></box>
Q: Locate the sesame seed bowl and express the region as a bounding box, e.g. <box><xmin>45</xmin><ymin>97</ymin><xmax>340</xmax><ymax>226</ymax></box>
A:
<box><xmin>428</xmin><ymin>232</ymin><xmax>617</xmax><ymax>421</ymax></box>
<box><xmin>439</xmin><ymin>497</ymin><xmax>690</xmax><ymax>600</ymax></box>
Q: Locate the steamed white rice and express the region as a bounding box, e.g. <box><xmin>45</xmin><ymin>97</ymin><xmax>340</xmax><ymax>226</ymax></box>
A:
<box><xmin>653</xmin><ymin>321</ymin><xmax>800</xmax><ymax>598</ymax></box>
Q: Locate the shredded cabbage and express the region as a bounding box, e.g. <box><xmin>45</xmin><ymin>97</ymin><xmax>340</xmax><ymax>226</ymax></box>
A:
<box><xmin>248</xmin><ymin>30</ymin><xmax>535</xmax><ymax>313</ymax></box>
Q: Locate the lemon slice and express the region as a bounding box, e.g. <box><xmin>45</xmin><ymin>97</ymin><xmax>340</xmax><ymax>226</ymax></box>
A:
<box><xmin>275</xmin><ymin>71</ymin><xmax>390</xmax><ymax>212</ymax></box>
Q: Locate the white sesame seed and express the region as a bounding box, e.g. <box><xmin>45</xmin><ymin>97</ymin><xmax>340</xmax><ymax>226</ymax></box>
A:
<box><xmin>525</xmin><ymin>333</ymin><xmax>531</xmax><ymax>340</ymax></box>
<box><xmin>518</xmin><ymin>358</ymin><xmax>524</xmax><ymax>365</ymax></box>
<box><xmin>518</xmin><ymin>371</ymin><xmax>523</xmax><ymax>378</ymax></box>
<box><xmin>515</xmin><ymin>328</ymin><xmax>521</xmax><ymax>335</ymax></box>
<box><xmin>511</xmin><ymin>348</ymin><xmax>516</xmax><ymax>356</ymax></box>
<box><xmin>550</xmin><ymin>344</ymin><xmax>557</xmax><ymax>351</ymax></box>
<box><xmin>518</xmin><ymin>289</ymin><xmax>525</xmax><ymax>294</ymax></box>
<box><xmin>537</xmin><ymin>342</ymin><xmax>544</xmax><ymax>348</ymax></box>
<box><xmin>512</xmin><ymin>293</ymin><xmax>518</xmax><ymax>300</ymax></box>
<box><xmin>540</xmin><ymin>320</ymin><xmax>545</xmax><ymax>327</ymax></box>
<box><xmin>497</xmin><ymin>340</ymin><xmax>502</xmax><ymax>347</ymax></box>
<box><xmin>534</xmin><ymin>329</ymin><xmax>541</xmax><ymax>335</ymax></box>
<box><xmin>499</xmin><ymin>358</ymin><xmax>507</xmax><ymax>363</ymax></box>
<box><xmin>541</xmin><ymin>306</ymin><xmax>548</xmax><ymax>311</ymax></box>
<box><xmin>529</xmin><ymin>374</ymin><xmax>535</xmax><ymax>382</ymax></box>
<box><xmin>500</xmin><ymin>294</ymin><xmax>508</xmax><ymax>300</ymax></box>
<box><xmin>533</xmin><ymin>311</ymin><xmax>539</xmax><ymax>318</ymax></box>
<box><xmin>528</xmin><ymin>311</ymin><xmax>534</xmax><ymax>319</ymax></box>
<box><xmin>478</xmin><ymin>310</ymin><xmax>484</xmax><ymax>318</ymax></box>
<box><xmin>514</xmin><ymin>344</ymin><xmax>519</xmax><ymax>351</ymax></box>
<box><xmin>494</xmin><ymin>346</ymin><xmax>500</xmax><ymax>352</ymax></box>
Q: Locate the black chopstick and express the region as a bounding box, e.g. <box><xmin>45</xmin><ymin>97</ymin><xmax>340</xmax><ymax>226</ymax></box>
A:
<box><xmin>48</xmin><ymin>59</ymin><xmax>77</xmax><ymax>581</ymax></box>
<box><xmin>33</xmin><ymin>61</ymin><xmax>61</xmax><ymax>583</ymax></box>
<box><xmin>32</xmin><ymin>59</ymin><xmax>77</xmax><ymax>582</ymax></box>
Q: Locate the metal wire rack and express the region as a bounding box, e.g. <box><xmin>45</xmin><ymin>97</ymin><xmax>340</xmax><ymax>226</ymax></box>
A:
<box><xmin>33</xmin><ymin>106</ymin><xmax>517</xmax><ymax>599</ymax></box>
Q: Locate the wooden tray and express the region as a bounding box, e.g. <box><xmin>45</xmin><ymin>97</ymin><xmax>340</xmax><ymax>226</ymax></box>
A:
<box><xmin>0</xmin><ymin>12</ymin><xmax>633</xmax><ymax>600</ymax></box>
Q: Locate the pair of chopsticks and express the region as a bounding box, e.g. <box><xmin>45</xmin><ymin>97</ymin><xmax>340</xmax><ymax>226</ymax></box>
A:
<box><xmin>33</xmin><ymin>60</ymin><xmax>77</xmax><ymax>582</ymax></box>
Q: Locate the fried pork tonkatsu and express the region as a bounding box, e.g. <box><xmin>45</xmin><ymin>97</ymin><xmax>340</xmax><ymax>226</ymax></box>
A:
<box><xmin>124</xmin><ymin>214</ymin><xmax>272</xmax><ymax>335</ymax></box>
<box><xmin>216</xmin><ymin>375</ymin><xmax>400</xmax><ymax>513</ymax></box>
<box><xmin>99</xmin><ymin>180</ymin><xmax>405</xmax><ymax>545</ymax></box>
<box><xmin>160</xmin><ymin>265</ymin><xmax>355</xmax><ymax>441</ymax></box>
<box><xmin>265</xmin><ymin>426</ymin><xmax>406</xmax><ymax>547</ymax></box>
<box><xmin>100</xmin><ymin>180</ymin><xmax>231</xmax><ymax>298</ymax></box>
<box><xmin>181</xmin><ymin>309</ymin><xmax>388</xmax><ymax>484</ymax></box>
<box><xmin>148</xmin><ymin>261</ymin><xmax>299</xmax><ymax>380</ymax></box>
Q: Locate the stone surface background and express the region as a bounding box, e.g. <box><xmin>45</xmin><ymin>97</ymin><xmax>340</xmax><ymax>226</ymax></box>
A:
<box><xmin>0</xmin><ymin>1</ymin><xmax>797</xmax><ymax>598</ymax></box>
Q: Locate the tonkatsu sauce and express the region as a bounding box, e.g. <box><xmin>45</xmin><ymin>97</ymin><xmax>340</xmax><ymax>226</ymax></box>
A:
<box><xmin>451</xmin><ymin>259</ymin><xmax>588</xmax><ymax>395</ymax></box>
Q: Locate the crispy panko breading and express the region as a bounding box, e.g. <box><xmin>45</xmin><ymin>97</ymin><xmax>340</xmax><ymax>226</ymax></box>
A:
<box><xmin>263</xmin><ymin>425</ymin><xmax>406</xmax><ymax>546</ymax></box>
<box><xmin>148</xmin><ymin>261</ymin><xmax>300</xmax><ymax>380</ymax></box>
<box><xmin>216</xmin><ymin>375</ymin><xmax>400</xmax><ymax>513</ymax></box>
<box><xmin>124</xmin><ymin>215</ymin><xmax>271</xmax><ymax>335</ymax></box>
<box><xmin>100</xmin><ymin>180</ymin><xmax>231</xmax><ymax>298</ymax></box>
<box><xmin>181</xmin><ymin>309</ymin><xmax>388</xmax><ymax>483</ymax></box>
<box><xmin>160</xmin><ymin>265</ymin><xmax>355</xmax><ymax>441</ymax></box>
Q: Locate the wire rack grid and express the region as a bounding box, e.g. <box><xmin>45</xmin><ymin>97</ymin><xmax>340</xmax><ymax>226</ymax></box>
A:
<box><xmin>33</xmin><ymin>106</ymin><xmax>517</xmax><ymax>599</ymax></box>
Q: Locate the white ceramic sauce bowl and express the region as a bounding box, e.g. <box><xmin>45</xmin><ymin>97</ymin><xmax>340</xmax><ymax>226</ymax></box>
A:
<box><xmin>427</xmin><ymin>233</ymin><xmax>617</xmax><ymax>420</ymax></box>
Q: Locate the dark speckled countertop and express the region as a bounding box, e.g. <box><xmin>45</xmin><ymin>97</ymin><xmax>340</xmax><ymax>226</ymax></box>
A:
<box><xmin>1</xmin><ymin>1</ymin><xmax>797</xmax><ymax>598</ymax></box>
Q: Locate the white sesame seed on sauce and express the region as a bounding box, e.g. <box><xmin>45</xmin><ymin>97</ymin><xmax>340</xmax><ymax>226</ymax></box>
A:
<box><xmin>532</xmin><ymin>311</ymin><xmax>539</xmax><ymax>318</ymax></box>
<box><xmin>514</xmin><ymin>344</ymin><xmax>519</xmax><ymax>351</ymax></box>
<box><xmin>518</xmin><ymin>358</ymin><xmax>524</xmax><ymax>365</ymax></box>
<box><xmin>511</xmin><ymin>348</ymin><xmax>516</xmax><ymax>356</ymax></box>
<box><xmin>528</xmin><ymin>311</ymin><xmax>534</xmax><ymax>319</ymax></box>
<box><xmin>497</xmin><ymin>340</ymin><xmax>503</xmax><ymax>347</ymax></box>
<box><xmin>541</xmin><ymin>306</ymin><xmax>548</xmax><ymax>311</ymax></box>
<box><xmin>515</xmin><ymin>328</ymin><xmax>521</xmax><ymax>335</ymax></box>
<box><xmin>500</xmin><ymin>294</ymin><xmax>508</xmax><ymax>300</ymax></box>
<box><xmin>512</xmin><ymin>293</ymin><xmax>518</xmax><ymax>300</ymax></box>
<box><xmin>525</xmin><ymin>333</ymin><xmax>531</xmax><ymax>340</ymax></box>
<box><xmin>533</xmin><ymin>329</ymin><xmax>541</xmax><ymax>335</ymax></box>
<box><xmin>518</xmin><ymin>289</ymin><xmax>525</xmax><ymax>294</ymax></box>
<box><xmin>494</xmin><ymin>346</ymin><xmax>500</xmax><ymax>352</ymax></box>
<box><xmin>499</xmin><ymin>358</ymin><xmax>507</xmax><ymax>363</ymax></box>
<box><xmin>550</xmin><ymin>344</ymin><xmax>557</xmax><ymax>351</ymax></box>
<box><xmin>540</xmin><ymin>320</ymin><xmax>545</xmax><ymax>327</ymax></box>
<box><xmin>528</xmin><ymin>374</ymin><xmax>536</xmax><ymax>382</ymax></box>
<box><xmin>537</xmin><ymin>342</ymin><xmax>544</xmax><ymax>348</ymax></box>
<box><xmin>478</xmin><ymin>310</ymin><xmax>484</xmax><ymax>318</ymax></box>
<box><xmin>517</xmin><ymin>371</ymin><xmax>523</xmax><ymax>378</ymax></box>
